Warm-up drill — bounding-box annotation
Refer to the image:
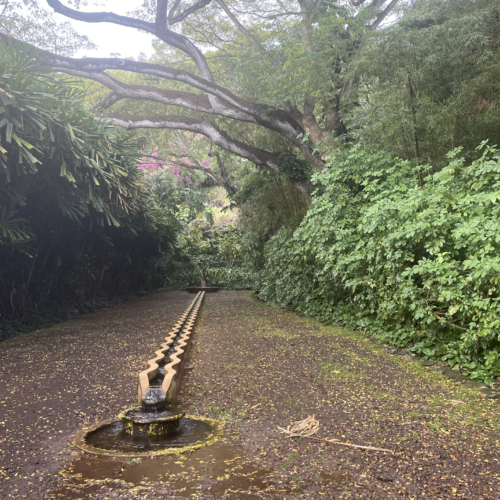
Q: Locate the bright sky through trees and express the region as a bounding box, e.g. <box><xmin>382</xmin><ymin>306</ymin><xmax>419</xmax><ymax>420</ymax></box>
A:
<box><xmin>56</xmin><ymin>0</ymin><xmax>155</xmax><ymax>58</ymax></box>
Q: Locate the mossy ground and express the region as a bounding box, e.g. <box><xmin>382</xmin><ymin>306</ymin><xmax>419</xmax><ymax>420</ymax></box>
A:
<box><xmin>182</xmin><ymin>291</ymin><xmax>500</xmax><ymax>499</ymax></box>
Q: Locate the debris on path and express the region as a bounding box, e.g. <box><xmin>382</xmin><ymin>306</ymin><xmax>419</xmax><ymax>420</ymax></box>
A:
<box><xmin>278</xmin><ymin>416</ymin><xmax>393</xmax><ymax>454</ymax></box>
<box><xmin>1</xmin><ymin>290</ymin><xmax>500</xmax><ymax>499</ymax></box>
<box><xmin>279</xmin><ymin>415</ymin><xmax>320</xmax><ymax>437</ymax></box>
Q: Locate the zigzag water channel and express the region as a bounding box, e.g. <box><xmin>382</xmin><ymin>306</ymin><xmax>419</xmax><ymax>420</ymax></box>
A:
<box><xmin>75</xmin><ymin>291</ymin><xmax>220</xmax><ymax>457</ymax></box>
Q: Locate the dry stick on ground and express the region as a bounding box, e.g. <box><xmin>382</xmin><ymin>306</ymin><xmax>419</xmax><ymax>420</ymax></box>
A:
<box><xmin>278</xmin><ymin>415</ymin><xmax>393</xmax><ymax>453</ymax></box>
<box><xmin>278</xmin><ymin>427</ymin><xmax>393</xmax><ymax>453</ymax></box>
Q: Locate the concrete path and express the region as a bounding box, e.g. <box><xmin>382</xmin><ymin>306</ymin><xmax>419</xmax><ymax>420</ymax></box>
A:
<box><xmin>1</xmin><ymin>290</ymin><xmax>499</xmax><ymax>499</ymax></box>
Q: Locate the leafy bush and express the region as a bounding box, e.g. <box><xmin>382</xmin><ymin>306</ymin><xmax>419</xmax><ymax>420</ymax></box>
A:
<box><xmin>168</xmin><ymin>225</ymin><xmax>259</xmax><ymax>289</ymax></box>
<box><xmin>261</xmin><ymin>143</ymin><xmax>500</xmax><ymax>385</ymax></box>
<box><xmin>207</xmin><ymin>267</ymin><xmax>259</xmax><ymax>290</ymax></box>
<box><xmin>0</xmin><ymin>41</ymin><xmax>178</xmax><ymax>325</ymax></box>
<box><xmin>165</xmin><ymin>261</ymin><xmax>259</xmax><ymax>290</ymax></box>
<box><xmin>163</xmin><ymin>259</ymin><xmax>201</xmax><ymax>290</ymax></box>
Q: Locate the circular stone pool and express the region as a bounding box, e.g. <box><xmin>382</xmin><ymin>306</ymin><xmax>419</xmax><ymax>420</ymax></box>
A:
<box><xmin>75</xmin><ymin>416</ymin><xmax>220</xmax><ymax>458</ymax></box>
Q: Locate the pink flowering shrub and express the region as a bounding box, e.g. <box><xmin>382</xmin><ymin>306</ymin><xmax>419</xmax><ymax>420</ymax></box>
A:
<box><xmin>138</xmin><ymin>134</ymin><xmax>212</xmax><ymax>185</ymax></box>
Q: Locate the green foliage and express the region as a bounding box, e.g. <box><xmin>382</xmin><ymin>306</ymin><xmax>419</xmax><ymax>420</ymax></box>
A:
<box><xmin>0</xmin><ymin>0</ymin><xmax>96</xmax><ymax>55</ymax></box>
<box><xmin>0</xmin><ymin>41</ymin><xmax>178</xmax><ymax>329</ymax></box>
<box><xmin>172</xmin><ymin>225</ymin><xmax>240</xmax><ymax>284</ymax></box>
<box><xmin>0</xmin><ymin>41</ymin><xmax>143</xmax><ymax>230</ymax></box>
<box><xmin>261</xmin><ymin>143</ymin><xmax>500</xmax><ymax>385</ymax></box>
<box><xmin>236</xmin><ymin>169</ymin><xmax>308</xmax><ymax>251</ymax></box>
<box><xmin>206</xmin><ymin>267</ymin><xmax>259</xmax><ymax>290</ymax></box>
<box><xmin>276</xmin><ymin>151</ymin><xmax>310</xmax><ymax>182</ymax></box>
<box><xmin>167</xmin><ymin>224</ymin><xmax>261</xmax><ymax>289</ymax></box>
<box><xmin>351</xmin><ymin>0</ymin><xmax>500</xmax><ymax>164</ymax></box>
<box><xmin>175</xmin><ymin>0</ymin><xmax>372</xmax><ymax>119</ymax></box>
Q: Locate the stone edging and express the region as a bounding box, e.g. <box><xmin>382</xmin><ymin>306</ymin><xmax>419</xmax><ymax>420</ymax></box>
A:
<box><xmin>137</xmin><ymin>291</ymin><xmax>205</xmax><ymax>406</ymax></box>
<box><xmin>73</xmin><ymin>415</ymin><xmax>221</xmax><ymax>459</ymax></box>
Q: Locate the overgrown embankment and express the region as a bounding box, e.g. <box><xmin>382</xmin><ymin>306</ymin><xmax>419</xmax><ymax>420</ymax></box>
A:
<box><xmin>261</xmin><ymin>145</ymin><xmax>500</xmax><ymax>385</ymax></box>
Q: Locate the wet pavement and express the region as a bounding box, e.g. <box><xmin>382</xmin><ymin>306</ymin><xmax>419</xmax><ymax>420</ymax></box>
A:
<box><xmin>48</xmin><ymin>432</ymin><xmax>348</xmax><ymax>499</ymax></box>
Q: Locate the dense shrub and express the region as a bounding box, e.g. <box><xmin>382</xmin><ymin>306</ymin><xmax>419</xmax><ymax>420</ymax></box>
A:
<box><xmin>165</xmin><ymin>262</ymin><xmax>258</xmax><ymax>291</ymax></box>
<box><xmin>168</xmin><ymin>225</ymin><xmax>259</xmax><ymax>290</ymax></box>
<box><xmin>261</xmin><ymin>143</ymin><xmax>500</xmax><ymax>385</ymax></box>
<box><xmin>0</xmin><ymin>42</ymin><xmax>177</xmax><ymax>332</ymax></box>
<box><xmin>207</xmin><ymin>267</ymin><xmax>259</xmax><ymax>290</ymax></box>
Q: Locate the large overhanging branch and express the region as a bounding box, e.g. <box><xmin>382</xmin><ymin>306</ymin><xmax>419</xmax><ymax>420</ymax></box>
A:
<box><xmin>109</xmin><ymin>113</ymin><xmax>310</xmax><ymax>199</ymax></box>
<box><xmin>70</xmin><ymin>69</ymin><xmax>258</xmax><ymax>123</ymax></box>
<box><xmin>51</xmin><ymin>65</ymin><xmax>321</xmax><ymax>169</ymax></box>
<box><xmin>39</xmin><ymin>0</ymin><xmax>400</xmax><ymax>175</ymax></box>
<box><xmin>41</xmin><ymin>2</ymin><xmax>324</xmax><ymax>163</ymax></box>
<box><xmin>0</xmin><ymin>31</ymin><xmax>323</xmax><ymax>169</ymax></box>
<box><xmin>0</xmin><ymin>31</ymin><xmax>303</xmax><ymax>137</ymax></box>
<box><xmin>111</xmin><ymin>114</ymin><xmax>279</xmax><ymax>171</ymax></box>
<box><xmin>46</xmin><ymin>0</ymin><xmax>214</xmax><ymax>82</ymax></box>
<box><xmin>42</xmin><ymin>1</ymin><xmax>331</xmax><ymax>170</ymax></box>
<box><xmin>45</xmin><ymin>0</ymin><xmax>155</xmax><ymax>33</ymax></box>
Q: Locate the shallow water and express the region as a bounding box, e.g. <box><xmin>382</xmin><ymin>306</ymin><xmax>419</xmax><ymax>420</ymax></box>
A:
<box><xmin>123</xmin><ymin>406</ymin><xmax>184</xmax><ymax>423</ymax></box>
<box><xmin>52</xmin><ymin>437</ymin><xmax>349</xmax><ymax>499</ymax></box>
<box><xmin>85</xmin><ymin>417</ymin><xmax>214</xmax><ymax>452</ymax></box>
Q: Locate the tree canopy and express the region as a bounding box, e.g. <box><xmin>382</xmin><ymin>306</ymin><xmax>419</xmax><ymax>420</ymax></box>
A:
<box><xmin>1</xmin><ymin>0</ymin><xmax>402</xmax><ymax>197</ymax></box>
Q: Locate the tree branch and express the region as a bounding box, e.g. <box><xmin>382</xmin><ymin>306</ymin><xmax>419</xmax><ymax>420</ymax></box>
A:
<box><xmin>1</xmin><ymin>32</ymin><xmax>323</xmax><ymax>171</ymax></box>
<box><xmin>169</xmin><ymin>0</ymin><xmax>213</xmax><ymax>25</ymax></box>
<box><xmin>208</xmin><ymin>149</ymin><xmax>237</xmax><ymax>194</ymax></box>
<box><xmin>97</xmin><ymin>91</ymin><xmax>122</xmax><ymax>110</ymax></box>
<box><xmin>168</xmin><ymin>0</ymin><xmax>182</xmax><ymax>19</ymax></box>
<box><xmin>216</xmin><ymin>0</ymin><xmax>266</xmax><ymax>53</ymax></box>
<box><xmin>298</xmin><ymin>0</ymin><xmax>313</xmax><ymax>53</ymax></box>
<box><xmin>0</xmin><ymin>32</ymin><xmax>257</xmax><ymax>115</ymax></box>
<box><xmin>77</xmin><ymin>70</ymin><xmax>258</xmax><ymax>122</ymax></box>
<box><xmin>303</xmin><ymin>97</ymin><xmax>323</xmax><ymax>145</ymax></box>
<box><xmin>156</xmin><ymin>0</ymin><xmax>169</xmax><ymax>31</ymax></box>
<box><xmin>109</xmin><ymin>114</ymin><xmax>310</xmax><ymax>199</ymax></box>
<box><xmin>109</xmin><ymin>113</ymin><xmax>280</xmax><ymax>171</ymax></box>
<box><xmin>45</xmin><ymin>0</ymin><xmax>155</xmax><ymax>33</ymax></box>
<box><xmin>154</xmin><ymin>152</ymin><xmax>222</xmax><ymax>185</ymax></box>
<box><xmin>368</xmin><ymin>0</ymin><xmax>399</xmax><ymax>30</ymax></box>
<box><xmin>45</xmin><ymin>0</ymin><xmax>214</xmax><ymax>83</ymax></box>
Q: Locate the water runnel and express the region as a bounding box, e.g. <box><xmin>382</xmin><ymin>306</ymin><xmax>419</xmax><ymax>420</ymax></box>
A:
<box><xmin>137</xmin><ymin>292</ymin><xmax>205</xmax><ymax>411</ymax></box>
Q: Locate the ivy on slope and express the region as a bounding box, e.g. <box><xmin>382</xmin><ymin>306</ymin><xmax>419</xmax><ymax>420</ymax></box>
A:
<box><xmin>261</xmin><ymin>143</ymin><xmax>500</xmax><ymax>385</ymax></box>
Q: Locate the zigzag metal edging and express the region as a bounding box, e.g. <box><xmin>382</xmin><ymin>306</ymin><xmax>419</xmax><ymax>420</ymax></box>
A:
<box><xmin>137</xmin><ymin>291</ymin><xmax>205</xmax><ymax>406</ymax></box>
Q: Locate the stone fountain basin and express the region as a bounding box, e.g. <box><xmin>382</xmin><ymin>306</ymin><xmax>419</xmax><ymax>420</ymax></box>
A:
<box><xmin>120</xmin><ymin>407</ymin><xmax>185</xmax><ymax>437</ymax></box>
<box><xmin>74</xmin><ymin>414</ymin><xmax>220</xmax><ymax>458</ymax></box>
